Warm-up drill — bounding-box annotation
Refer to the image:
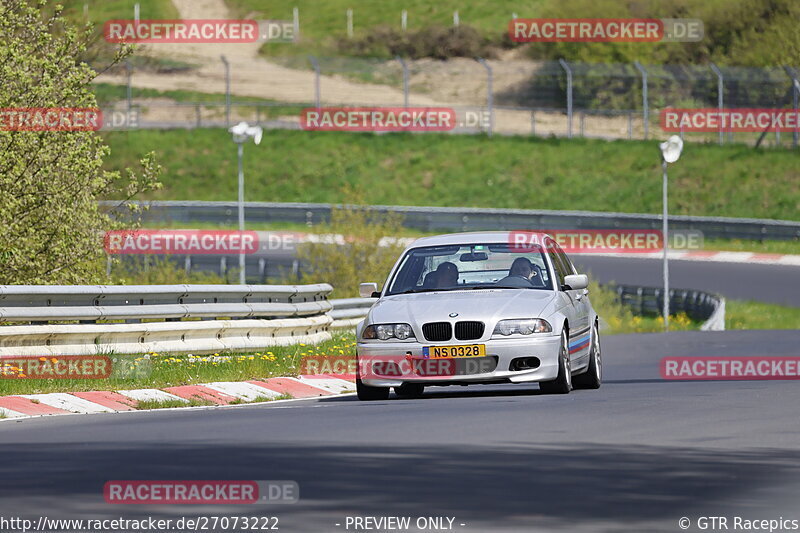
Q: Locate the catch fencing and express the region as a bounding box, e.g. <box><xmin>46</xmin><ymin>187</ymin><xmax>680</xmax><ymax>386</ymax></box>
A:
<box><xmin>98</xmin><ymin>56</ymin><xmax>799</xmax><ymax>147</ymax></box>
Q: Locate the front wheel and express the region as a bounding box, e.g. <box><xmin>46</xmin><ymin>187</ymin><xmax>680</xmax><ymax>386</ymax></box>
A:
<box><xmin>573</xmin><ymin>322</ymin><xmax>602</xmax><ymax>389</ymax></box>
<box><xmin>539</xmin><ymin>330</ymin><xmax>572</xmax><ymax>394</ymax></box>
<box><xmin>356</xmin><ymin>379</ymin><xmax>390</xmax><ymax>401</ymax></box>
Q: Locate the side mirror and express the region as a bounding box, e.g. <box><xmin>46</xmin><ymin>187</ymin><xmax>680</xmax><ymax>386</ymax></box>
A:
<box><xmin>563</xmin><ymin>274</ymin><xmax>588</xmax><ymax>291</ymax></box>
<box><xmin>359</xmin><ymin>282</ymin><xmax>379</xmax><ymax>298</ymax></box>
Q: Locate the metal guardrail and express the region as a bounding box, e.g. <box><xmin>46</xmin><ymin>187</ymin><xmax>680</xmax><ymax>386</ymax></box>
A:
<box><xmin>106</xmin><ymin>201</ymin><xmax>800</xmax><ymax>241</ymax></box>
<box><xmin>0</xmin><ymin>284</ymin><xmax>335</xmax><ymax>356</ymax></box>
<box><xmin>0</xmin><ymin>284</ymin><xmax>331</xmax><ymax>322</ymax></box>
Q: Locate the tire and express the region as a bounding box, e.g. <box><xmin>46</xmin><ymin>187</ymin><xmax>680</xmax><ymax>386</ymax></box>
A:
<box><xmin>574</xmin><ymin>322</ymin><xmax>602</xmax><ymax>390</ymax></box>
<box><xmin>539</xmin><ymin>330</ymin><xmax>572</xmax><ymax>394</ymax></box>
<box><xmin>394</xmin><ymin>383</ymin><xmax>425</xmax><ymax>398</ymax></box>
<box><xmin>356</xmin><ymin>379</ymin><xmax>390</xmax><ymax>401</ymax></box>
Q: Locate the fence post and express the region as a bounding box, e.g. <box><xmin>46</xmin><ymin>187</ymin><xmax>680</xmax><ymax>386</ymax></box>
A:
<box><xmin>453</xmin><ymin>10</ymin><xmax>459</xmax><ymax>27</ymax></box>
<box><xmin>125</xmin><ymin>59</ymin><xmax>132</xmax><ymax>113</ymax></box>
<box><xmin>785</xmin><ymin>66</ymin><xmax>799</xmax><ymax>149</ymax></box>
<box><xmin>293</xmin><ymin>7</ymin><xmax>300</xmax><ymax>39</ymax></box>
<box><xmin>309</xmin><ymin>56</ymin><xmax>321</xmax><ymax>108</ymax></box>
<box><xmin>709</xmin><ymin>62</ymin><xmax>724</xmax><ymax>145</ymax></box>
<box><xmin>396</xmin><ymin>56</ymin><xmax>409</xmax><ymax>107</ymax></box>
<box><xmin>346</xmin><ymin>8</ymin><xmax>353</xmax><ymax>37</ymax></box>
<box><xmin>220</xmin><ymin>55</ymin><xmax>230</xmax><ymax>127</ymax></box>
<box><xmin>558</xmin><ymin>59</ymin><xmax>573</xmax><ymax>138</ymax></box>
<box><xmin>530</xmin><ymin>110</ymin><xmax>536</xmax><ymax>136</ymax></box>
<box><xmin>633</xmin><ymin>61</ymin><xmax>648</xmax><ymax>139</ymax></box>
<box><xmin>401</xmin><ymin>10</ymin><xmax>407</xmax><ymax>31</ymax></box>
<box><xmin>477</xmin><ymin>58</ymin><xmax>493</xmax><ymax>136</ymax></box>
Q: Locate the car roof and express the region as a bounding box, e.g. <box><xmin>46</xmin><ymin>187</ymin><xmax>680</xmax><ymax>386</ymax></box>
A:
<box><xmin>407</xmin><ymin>231</ymin><xmax>553</xmax><ymax>249</ymax></box>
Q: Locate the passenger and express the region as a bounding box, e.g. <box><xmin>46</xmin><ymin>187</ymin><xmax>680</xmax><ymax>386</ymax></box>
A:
<box><xmin>434</xmin><ymin>261</ymin><xmax>459</xmax><ymax>288</ymax></box>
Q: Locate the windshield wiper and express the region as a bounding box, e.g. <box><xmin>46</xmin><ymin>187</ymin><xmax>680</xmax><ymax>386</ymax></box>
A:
<box><xmin>396</xmin><ymin>288</ymin><xmax>443</xmax><ymax>295</ymax></box>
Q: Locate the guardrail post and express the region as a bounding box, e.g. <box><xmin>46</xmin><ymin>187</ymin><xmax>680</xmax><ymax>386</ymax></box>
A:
<box><xmin>785</xmin><ymin>66</ymin><xmax>799</xmax><ymax>149</ymax></box>
<box><xmin>309</xmin><ymin>55</ymin><xmax>321</xmax><ymax>109</ymax></box>
<box><xmin>221</xmin><ymin>55</ymin><xmax>231</xmax><ymax>127</ymax></box>
<box><xmin>396</xmin><ymin>56</ymin><xmax>409</xmax><ymax>107</ymax></box>
<box><xmin>558</xmin><ymin>59</ymin><xmax>573</xmax><ymax>138</ymax></box>
<box><xmin>709</xmin><ymin>62</ymin><xmax>724</xmax><ymax>146</ymax></box>
<box><xmin>633</xmin><ymin>61</ymin><xmax>648</xmax><ymax>139</ymax></box>
<box><xmin>476</xmin><ymin>58</ymin><xmax>493</xmax><ymax>136</ymax></box>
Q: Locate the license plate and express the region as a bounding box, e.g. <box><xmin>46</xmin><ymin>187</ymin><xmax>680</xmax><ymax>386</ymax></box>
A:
<box><xmin>423</xmin><ymin>344</ymin><xmax>486</xmax><ymax>358</ymax></box>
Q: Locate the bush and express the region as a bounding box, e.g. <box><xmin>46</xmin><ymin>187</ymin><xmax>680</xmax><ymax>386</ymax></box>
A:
<box><xmin>296</xmin><ymin>201</ymin><xmax>406</xmax><ymax>297</ymax></box>
<box><xmin>337</xmin><ymin>24</ymin><xmax>498</xmax><ymax>59</ymax></box>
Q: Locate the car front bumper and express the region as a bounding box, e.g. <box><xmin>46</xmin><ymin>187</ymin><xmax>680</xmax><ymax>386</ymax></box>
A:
<box><xmin>356</xmin><ymin>334</ymin><xmax>562</xmax><ymax>387</ymax></box>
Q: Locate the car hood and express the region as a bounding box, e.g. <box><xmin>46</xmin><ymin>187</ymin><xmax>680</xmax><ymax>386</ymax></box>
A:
<box><xmin>368</xmin><ymin>289</ymin><xmax>558</xmax><ymax>327</ymax></box>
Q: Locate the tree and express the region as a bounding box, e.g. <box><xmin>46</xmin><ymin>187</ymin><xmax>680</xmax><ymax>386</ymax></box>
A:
<box><xmin>0</xmin><ymin>0</ymin><xmax>161</xmax><ymax>284</ymax></box>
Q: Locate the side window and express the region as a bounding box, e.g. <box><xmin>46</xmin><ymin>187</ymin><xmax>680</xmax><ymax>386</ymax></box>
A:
<box><xmin>546</xmin><ymin>243</ymin><xmax>568</xmax><ymax>288</ymax></box>
<box><xmin>554</xmin><ymin>243</ymin><xmax>577</xmax><ymax>276</ymax></box>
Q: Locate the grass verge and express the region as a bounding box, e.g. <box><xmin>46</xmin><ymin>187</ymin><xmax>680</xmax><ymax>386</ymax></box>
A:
<box><xmin>0</xmin><ymin>332</ymin><xmax>355</xmax><ymax>396</ymax></box>
<box><xmin>726</xmin><ymin>300</ymin><xmax>800</xmax><ymax>330</ymax></box>
<box><xmin>103</xmin><ymin>129</ymin><xmax>800</xmax><ymax>221</ymax></box>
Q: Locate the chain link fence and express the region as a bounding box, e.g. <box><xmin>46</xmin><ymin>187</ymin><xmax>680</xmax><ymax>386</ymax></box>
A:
<box><xmin>97</xmin><ymin>56</ymin><xmax>800</xmax><ymax>147</ymax></box>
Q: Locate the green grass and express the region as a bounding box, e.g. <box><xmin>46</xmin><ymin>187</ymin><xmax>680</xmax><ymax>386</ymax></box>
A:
<box><xmin>60</xmin><ymin>0</ymin><xmax>178</xmax><ymax>27</ymax></box>
<box><xmin>726</xmin><ymin>300</ymin><xmax>800</xmax><ymax>330</ymax></box>
<box><xmin>93</xmin><ymin>83</ymin><xmax>307</xmax><ymax>107</ymax></box>
<box><xmin>103</xmin><ymin>129</ymin><xmax>800</xmax><ymax>221</ymax></box>
<box><xmin>0</xmin><ymin>332</ymin><xmax>355</xmax><ymax>396</ymax></box>
<box><xmin>227</xmin><ymin>0</ymin><xmax>533</xmax><ymax>51</ymax></box>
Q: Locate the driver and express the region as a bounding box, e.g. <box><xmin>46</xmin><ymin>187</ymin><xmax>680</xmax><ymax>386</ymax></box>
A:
<box><xmin>434</xmin><ymin>261</ymin><xmax>459</xmax><ymax>288</ymax></box>
<box><xmin>497</xmin><ymin>257</ymin><xmax>541</xmax><ymax>288</ymax></box>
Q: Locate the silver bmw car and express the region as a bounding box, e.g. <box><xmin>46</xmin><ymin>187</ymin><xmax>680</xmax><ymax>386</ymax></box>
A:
<box><xmin>355</xmin><ymin>231</ymin><xmax>601</xmax><ymax>400</ymax></box>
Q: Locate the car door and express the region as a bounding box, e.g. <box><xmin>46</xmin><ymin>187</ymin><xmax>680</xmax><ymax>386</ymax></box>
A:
<box><xmin>550</xmin><ymin>242</ymin><xmax>591</xmax><ymax>366</ymax></box>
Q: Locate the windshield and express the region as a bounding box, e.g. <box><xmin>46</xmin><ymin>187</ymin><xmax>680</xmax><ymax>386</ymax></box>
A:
<box><xmin>385</xmin><ymin>243</ymin><xmax>553</xmax><ymax>295</ymax></box>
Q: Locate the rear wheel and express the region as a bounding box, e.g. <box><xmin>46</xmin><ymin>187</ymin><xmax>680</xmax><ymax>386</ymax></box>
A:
<box><xmin>394</xmin><ymin>383</ymin><xmax>425</xmax><ymax>398</ymax></box>
<box><xmin>539</xmin><ymin>330</ymin><xmax>572</xmax><ymax>394</ymax></box>
<box><xmin>356</xmin><ymin>379</ymin><xmax>390</xmax><ymax>401</ymax></box>
<box><xmin>573</xmin><ymin>322</ymin><xmax>602</xmax><ymax>389</ymax></box>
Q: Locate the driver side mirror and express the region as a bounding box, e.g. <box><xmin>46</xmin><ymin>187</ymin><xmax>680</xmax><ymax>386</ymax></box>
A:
<box><xmin>359</xmin><ymin>282</ymin><xmax>380</xmax><ymax>298</ymax></box>
<box><xmin>563</xmin><ymin>274</ymin><xmax>588</xmax><ymax>291</ymax></box>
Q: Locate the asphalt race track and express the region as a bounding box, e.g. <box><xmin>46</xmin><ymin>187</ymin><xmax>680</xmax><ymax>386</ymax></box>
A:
<box><xmin>572</xmin><ymin>256</ymin><xmax>798</xmax><ymax>306</ymax></box>
<box><xmin>2</xmin><ymin>330</ymin><xmax>799</xmax><ymax>533</ymax></box>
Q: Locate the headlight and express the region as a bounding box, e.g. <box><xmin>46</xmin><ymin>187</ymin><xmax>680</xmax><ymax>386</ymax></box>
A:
<box><xmin>492</xmin><ymin>319</ymin><xmax>552</xmax><ymax>336</ymax></box>
<box><xmin>362</xmin><ymin>323</ymin><xmax>416</xmax><ymax>341</ymax></box>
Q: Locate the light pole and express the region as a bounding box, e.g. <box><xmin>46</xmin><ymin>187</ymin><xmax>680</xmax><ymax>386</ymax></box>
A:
<box><xmin>228</xmin><ymin>121</ymin><xmax>263</xmax><ymax>284</ymax></box>
<box><xmin>659</xmin><ymin>135</ymin><xmax>683</xmax><ymax>332</ymax></box>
